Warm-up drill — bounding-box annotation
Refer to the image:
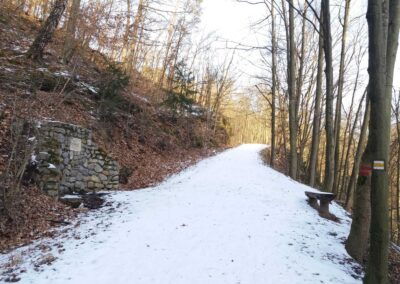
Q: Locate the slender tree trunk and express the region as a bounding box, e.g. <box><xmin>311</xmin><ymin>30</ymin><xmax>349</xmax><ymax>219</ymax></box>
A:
<box><xmin>127</xmin><ymin>0</ymin><xmax>145</xmax><ymax>74</ymax></box>
<box><xmin>159</xmin><ymin>0</ymin><xmax>180</xmax><ymax>87</ymax></box>
<box><xmin>340</xmin><ymin>52</ymin><xmax>363</xmax><ymax>198</ymax></box>
<box><xmin>279</xmin><ymin>89</ymin><xmax>288</xmax><ymax>164</ymax></box>
<box><xmin>27</xmin><ymin>0</ymin><xmax>68</xmax><ymax>61</ymax></box>
<box><xmin>395</xmin><ymin>95</ymin><xmax>400</xmax><ymax>243</ymax></box>
<box><xmin>62</xmin><ymin>0</ymin><xmax>80</xmax><ymax>63</ymax></box>
<box><xmin>341</xmin><ymin>89</ymin><xmax>365</xmax><ymax>203</ymax></box>
<box><xmin>345</xmin><ymin>94</ymin><xmax>369</xmax><ymax>210</ymax></box>
<box><xmin>288</xmin><ymin>0</ymin><xmax>298</xmax><ymax>179</ymax></box>
<box><xmin>333</xmin><ymin>0</ymin><xmax>351</xmax><ymax>193</ymax></box>
<box><xmin>309</xmin><ymin>9</ymin><xmax>324</xmax><ymax>187</ymax></box>
<box><xmin>121</xmin><ymin>0</ymin><xmax>132</xmax><ymax>61</ymax></box>
<box><xmin>321</xmin><ymin>0</ymin><xmax>335</xmax><ymax>192</ymax></box>
<box><xmin>295</xmin><ymin>4</ymin><xmax>307</xmax><ymax>122</ymax></box>
<box><xmin>270</xmin><ymin>1</ymin><xmax>277</xmax><ymax>167</ymax></box>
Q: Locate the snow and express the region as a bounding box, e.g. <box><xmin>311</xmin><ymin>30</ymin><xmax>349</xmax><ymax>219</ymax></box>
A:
<box><xmin>11</xmin><ymin>46</ymin><xmax>27</xmax><ymax>53</ymax></box>
<box><xmin>1</xmin><ymin>67</ymin><xmax>14</xmax><ymax>73</ymax></box>
<box><xmin>48</xmin><ymin>163</ymin><xmax>56</xmax><ymax>169</ymax></box>
<box><xmin>78</xmin><ymin>82</ymin><xmax>99</xmax><ymax>94</ymax></box>
<box><xmin>30</xmin><ymin>154</ymin><xmax>37</xmax><ymax>164</ymax></box>
<box><xmin>132</xmin><ymin>92</ymin><xmax>150</xmax><ymax>103</ymax></box>
<box><xmin>54</xmin><ymin>71</ymin><xmax>71</xmax><ymax>78</ymax></box>
<box><xmin>61</xmin><ymin>195</ymin><xmax>81</xmax><ymax>200</ymax></box>
<box><xmin>0</xmin><ymin>145</ymin><xmax>362</xmax><ymax>284</ymax></box>
<box><xmin>393</xmin><ymin>243</ymin><xmax>400</xmax><ymax>254</ymax></box>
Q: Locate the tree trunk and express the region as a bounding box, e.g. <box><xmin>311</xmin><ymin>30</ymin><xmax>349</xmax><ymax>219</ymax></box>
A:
<box><xmin>308</xmin><ymin>9</ymin><xmax>324</xmax><ymax>187</ymax></box>
<box><xmin>346</xmin><ymin>0</ymin><xmax>400</xmax><ymax>281</ymax></box>
<box><xmin>27</xmin><ymin>0</ymin><xmax>68</xmax><ymax>61</ymax></box>
<box><xmin>345</xmin><ymin>94</ymin><xmax>369</xmax><ymax>210</ymax></box>
<box><xmin>122</xmin><ymin>0</ymin><xmax>132</xmax><ymax>61</ymax></box>
<box><xmin>158</xmin><ymin>0</ymin><xmax>180</xmax><ymax>87</ymax></box>
<box><xmin>127</xmin><ymin>0</ymin><xmax>145</xmax><ymax>74</ymax></box>
<box><xmin>364</xmin><ymin>0</ymin><xmax>400</xmax><ymax>282</ymax></box>
<box><xmin>344</xmin><ymin>91</ymin><xmax>368</xmax><ymax>208</ymax></box>
<box><xmin>340</xmin><ymin>49</ymin><xmax>364</xmax><ymax>199</ymax></box>
<box><xmin>321</xmin><ymin>0</ymin><xmax>335</xmax><ymax>193</ymax></box>
<box><xmin>288</xmin><ymin>0</ymin><xmax>298</xmax><ymax>179</ymax></box>
<box><xmin>395</xmin><ymin>95</ymin><xmax>400</xmax><ymax>244</ymax></box>
<box><xmin>270</xmin><ymin>0</ymin><xmax>277</xmax><ymax>167</ymax></box>
<box><xmin>333</xmin><ymin>0</ymin><xmax>351</xmax><ymax>194</ymax></box>
<box><xmin>62</xmin><ymin>0</ymin><xmax>80</xmax><ymax>63</ymax></box>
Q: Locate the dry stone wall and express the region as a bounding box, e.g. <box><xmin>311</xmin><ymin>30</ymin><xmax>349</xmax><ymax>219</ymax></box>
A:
<box><xmin>35</xmin><ymin>121</ymin><xmax>119</xmax><ymax>197</ymax></box>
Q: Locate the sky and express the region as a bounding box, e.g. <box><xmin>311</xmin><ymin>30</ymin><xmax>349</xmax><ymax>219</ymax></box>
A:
<box><xmin>199</xmin><ymin>0</ymin><xmax>400</xmax><ymax>92</ymax></box>
<box><xmin>200</xmin><ymin>0</ymin><xmax>263</xmax><ymax>44</ymax></box>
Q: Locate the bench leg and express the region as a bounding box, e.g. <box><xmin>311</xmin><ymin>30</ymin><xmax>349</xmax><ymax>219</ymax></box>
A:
<box><xmin>308</xmin><ymin>197</ymin><xmax>319</xmax><ymax>210</ymax></box>
<box><xmin>319</xmin><ymin>200</ymin><xmax>330</xmax><ymax>217</ymax></box>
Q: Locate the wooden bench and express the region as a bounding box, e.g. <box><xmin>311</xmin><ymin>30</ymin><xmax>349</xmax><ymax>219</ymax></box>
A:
<box><xmin>305</xmin><ymin>191</ymin><xmax>336</xmax><ymax>218</ymax></box>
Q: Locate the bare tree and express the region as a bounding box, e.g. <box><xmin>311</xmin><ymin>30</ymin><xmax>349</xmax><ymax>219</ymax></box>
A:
<box><xmin>27</xmin><ymin>0</ymin><xmax>68</xmax><ymax>61</ymax></box>
<box><xmin>333</xmin><ymin>0</ymin><xmax>351</xmax><ymax>193</ymax></box>
<box><xmin>63</xmin><ymin>0</ymin><xmax>81</xmax><ymax>63</ymax></box>
<box><xmin>308</xmin><ymin>8</ymin><xmax>323</xmax><ymax>187</ymax></box>
<box><xmin>346</xmin><ymin>1</ymin><xmax>400</xmax><ymax>282</ymax></box>
<box><xmin>270</xmin><ymin>0</ymin><xmax>277</xmax><ymax>167</ymax></box>
<box><xmin>288</xmin><ymin>0</ymin><xmax>297</xmax><ymax>179</ymax></box>
<box><xmin>321</xmin><ymin>0</ymin><xmax>335</xmax><ymax>193</ymax></box>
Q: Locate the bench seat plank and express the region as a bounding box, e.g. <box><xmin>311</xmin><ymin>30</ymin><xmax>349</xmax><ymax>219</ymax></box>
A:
<box><xmin>305</xmin><ymin>191</ymin><xmax>336</xmax><ymax>202</ymax></box>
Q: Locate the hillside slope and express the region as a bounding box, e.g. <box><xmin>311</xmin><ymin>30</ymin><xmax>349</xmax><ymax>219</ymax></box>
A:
<box><xmin>0</xmin><ymin>8</ymin><xmax>226</xmax><ymax>190</ymax></box>
<box><xmin>0</xmin><ymin>145</ymin><xmax>363</xmax><ymax>284</ymax></box>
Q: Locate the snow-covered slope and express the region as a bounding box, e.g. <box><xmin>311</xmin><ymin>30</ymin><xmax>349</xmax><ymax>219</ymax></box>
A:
<box><xmin>0</xmin><ymin>144</ymin><xmax>362</xmax><ymax>284</ymax></box>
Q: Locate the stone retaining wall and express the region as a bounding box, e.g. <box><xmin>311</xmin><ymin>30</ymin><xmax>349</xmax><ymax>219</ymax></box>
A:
<box><xmin>35</xmin><ymin>121</ymin><xmax>119</xmax><ymax>197</ymax></box>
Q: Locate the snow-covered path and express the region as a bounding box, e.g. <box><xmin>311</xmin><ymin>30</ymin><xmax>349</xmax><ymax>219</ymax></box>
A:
<box><xmin>1</xmin><ymin>145</ymin><xmax>362</xmax><ymax>284</ymax></box>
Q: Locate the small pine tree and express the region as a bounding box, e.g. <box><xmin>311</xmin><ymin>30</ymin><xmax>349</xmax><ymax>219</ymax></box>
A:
<box><xmin>163</xmin><ymin>61</ymin><xmax>196</xmax><ymax>116</ymax></box>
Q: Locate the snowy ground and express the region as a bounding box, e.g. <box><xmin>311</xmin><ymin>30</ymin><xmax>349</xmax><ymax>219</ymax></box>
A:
<box><xmin>0</xmin><ymin>144</ymin><xmax>362</xmax><ymax>284</ymax></box>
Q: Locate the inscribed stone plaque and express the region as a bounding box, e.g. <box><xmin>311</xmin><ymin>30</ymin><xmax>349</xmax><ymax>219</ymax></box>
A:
<box><xmin>70</xmin><ymin>138</ymin><xmax>82</xmax><ymax>152</ymax></box>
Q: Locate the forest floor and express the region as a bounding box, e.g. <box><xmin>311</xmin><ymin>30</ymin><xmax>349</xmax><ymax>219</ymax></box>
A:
<box><xmin>0</xmin><ymin>145</ymin><xmax>364</xmax><ymax>284</ymax></box>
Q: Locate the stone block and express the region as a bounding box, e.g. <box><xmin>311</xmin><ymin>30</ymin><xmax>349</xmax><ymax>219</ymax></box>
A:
<box><xmin>99</xmin><ymin>174</ymin><xmax>107</xmax><ymax>181</ymax></box>
<box><xmin>89</xmin><ymin>176</ymin><xmax>100</xmax><ymax>183</ymax></box>
<box><xmin>75</xmin><ymin>181</ymin><xmax>85</xmax><ymax>189</ymax></box>
<box><xmin>94</xmin><ymin>183</ymin><xmax>103</xmax><ymax>189</ymax></box>
<box><xmin>54</xmin><ymin>128</ymin><xmax>66</xmax><ymax>134</ymax></box>
<box><xmin>109</xmin><ymin>170</ymin><xmax>119</xmax><ymax>176</ymax></box>
<box><xmin>61</xmin><ymin>182</ymin><xmax>72</xmax><ymax>188</ymax></box>
<box><xmin>94</xmin><ymin>164</ymin><xmax>103</xmax><ymax>173</ymax></box>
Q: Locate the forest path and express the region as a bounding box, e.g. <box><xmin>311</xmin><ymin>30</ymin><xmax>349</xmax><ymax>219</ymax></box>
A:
<box><xmin>1</xmin><ymin>145</ymin><xmax>361</xmax><ymax>284</ymax></box>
